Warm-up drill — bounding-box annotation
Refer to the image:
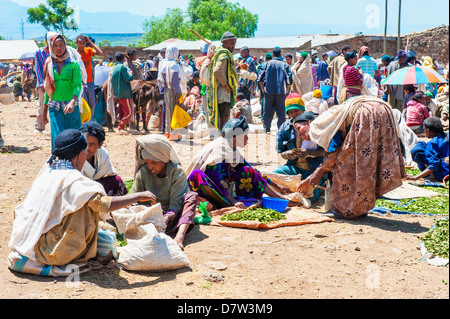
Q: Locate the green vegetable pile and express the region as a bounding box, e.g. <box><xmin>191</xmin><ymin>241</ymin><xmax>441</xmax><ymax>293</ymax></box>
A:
<box><xmin>375</xmin><ymin>196</ymin><xmax>449</xmax><ymax>215</ymax></box>
<box><xmin>421</xmin><ymin>219</ymin><xmax>449</xmax><ymax>259</ymax></box>
<box><xmin>220</xmin><ymin>207</ymin><xmax>287</xmax><ymax>224</ymax></box>
<box><xmin>405</xmin><ymin>167</ymin><xmax>421</xmax><ymax>176</ymax></box>
<box><xmin>124</xmin><ymin>179</ymin><xmax>134</xmax><ymax>192</ymax></box>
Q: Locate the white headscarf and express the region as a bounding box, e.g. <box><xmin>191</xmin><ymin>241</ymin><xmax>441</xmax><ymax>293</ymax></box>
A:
<box><xmin>158</xmin><ymin>45</ymin><xmax>187</xmax><ymax>94</ymax></box>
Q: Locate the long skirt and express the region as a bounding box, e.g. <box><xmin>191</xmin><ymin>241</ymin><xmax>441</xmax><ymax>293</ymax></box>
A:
<box><xmin>165</xmin><ymin>191</ymin><xmax>197</xmax><ymax>236</ymax></box>
<box><xmin>188</xmin><ymin>162</ymin><xmax>268</xmax><ymax>209</ymax></box>
<box><xmin>97</xmin><ymin>175</ymin><xmax>128</xmax><ymax>197</ymax></box>
<box><xmin>331</xmin><ymin>101</ymin><xmax>405</xmax><ymax>218</ymax></box>
<box><xmin>49</xmin><ymin>104</ymin><xmax>81</xmax><ymax>149</ymax></box>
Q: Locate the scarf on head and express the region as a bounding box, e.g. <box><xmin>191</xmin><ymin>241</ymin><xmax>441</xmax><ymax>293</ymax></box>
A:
<box><xmin>291</xmin><ymin>53</ymin><xmax>314</xmax><ymax>96</ymax></box>
<box><xmin>423</xmin><ymin>56</ymin><xmax>435</xmax><ymax>70</ymax></box>
<box><xmin>134</xmin><ymin>135</ymin><xmax>181</xmax><ymax>177</ymax></box>
<box><xmin>158</xmin><ymin>45</ymin><xmax>187</xmax><ymax>95</ymax></box>
<box><xmin>358</xmin><ymin>46</ymin><xmax>369</xmax><ymax>59</ymax></box>
<box><xmin>43</xmin><ymin>33</ymin><xmax>88</xmax><ymax>100</ymax></box>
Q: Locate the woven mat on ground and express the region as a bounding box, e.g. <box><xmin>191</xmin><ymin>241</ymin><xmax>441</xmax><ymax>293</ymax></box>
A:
<box><xmin>381</xmin><ymin>181</ymin><xmax>443</xmax><ymax>200</ymax></box>
<box><xmin>207</xmin><ymin>206</ymin><xmax>333</xmax><ymax>230</ymax></box>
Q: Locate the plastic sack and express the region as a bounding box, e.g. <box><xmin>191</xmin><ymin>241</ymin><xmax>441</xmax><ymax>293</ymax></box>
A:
<box><xmin>0</xmin><ymin>92</ymin><xmax>14</xmax><ymax>105</ymax></box>
<box><xmin>80</xmin><ymin>98</ymin><xmax>91</xmax><ymax>123</ymax></box>
<box><xmin>171</xmin><ymin>104</ymin><xmax>191</xmax><ymax>130</ymax></box>
<box><xmin>111</xmin><ymin>204</ymin><xmax>190</xmax><ymax>272</ymax></box>
<box><xmin>199</xmin><ymin>58</ymin><xmax>211</xmax><ymax>86</ymax></box>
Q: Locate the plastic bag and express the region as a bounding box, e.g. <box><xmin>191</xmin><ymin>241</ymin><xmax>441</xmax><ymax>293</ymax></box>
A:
<box><xmin>111</xmin><ymin>204</ymin><xmax>190</xmax><ymax>272</ymax></box>
<box><xmin>171</xmin><ymin>104</ymin><xmax>191</xmax><ymax>130</ymax></box>
<box><xmin>80</xmin><ymin>98</ymin><xmax>91</xmax><ymax>123</ymax></box>
<box><xmin>199</xmin><ymin>58</ymin><xmax>211</xmax><ymax>86</ymax></box>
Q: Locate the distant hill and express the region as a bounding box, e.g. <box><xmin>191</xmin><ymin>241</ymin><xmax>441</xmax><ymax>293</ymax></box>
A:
<box><xmin>0</xmin><ymin>0</ymin><xmax>147</xmax><ymax>44</ymax></box>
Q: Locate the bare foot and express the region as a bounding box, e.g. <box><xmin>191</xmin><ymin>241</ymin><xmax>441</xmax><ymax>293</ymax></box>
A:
<box><xmin>174</xmin><ymin>236</ymin><xmax>185</xmax><ymax>251</ymax></box>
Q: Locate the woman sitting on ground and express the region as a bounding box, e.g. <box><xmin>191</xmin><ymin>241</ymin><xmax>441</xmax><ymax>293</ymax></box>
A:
<box><xmin>79</xmin><ymin>121</ymin><xmax>128</xmax><ymax>196</ymax></box>
<box><xmin>407</xmin><ymin>117</ymin><xmax>449</xmax><ymax>182</ymax></box>
<box><xmin>129</xmin><ymin>135</ymin><xmax>197</xmax><ymax>250</ymax></box>
<box><xmin>186</xmin><ymin>116</ymin><xmax>289</xmax><ymax>210</ymax></box>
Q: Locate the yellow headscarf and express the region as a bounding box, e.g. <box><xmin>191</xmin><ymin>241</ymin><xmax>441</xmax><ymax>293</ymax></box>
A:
<box><xmin>423</xmin><ymin>56</ymin><xmax>435</xmax><ymax>70</ymax></box>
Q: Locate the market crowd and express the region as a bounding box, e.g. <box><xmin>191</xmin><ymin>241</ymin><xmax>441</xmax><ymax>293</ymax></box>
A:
<box><xmin>1</xmin><ymin>30</ymin><xmax>449</xmax><ymax>277</ymax></box>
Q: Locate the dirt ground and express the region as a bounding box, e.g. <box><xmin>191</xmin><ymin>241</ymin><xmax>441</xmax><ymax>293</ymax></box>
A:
<box><xmin>0</xmin><ymin>98</ymin><xmax>448</xmax><ymax>300</ymax></box>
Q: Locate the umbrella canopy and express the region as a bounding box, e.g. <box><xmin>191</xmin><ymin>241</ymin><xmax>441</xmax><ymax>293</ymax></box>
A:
<box><xmin>94</xmin><ymin>65</ymin><xmax>112</xmax><ymax>87</ymax></box>
<box><xmin>381</xmin><ymin>66</ymin><xmax>447</xmax><ymax>86</ymax></box>
<box><xmin>326</xmin><ymin>51</ymin><xmax>338</xmax><ymax>58</ymax></box>
<box><xmin>19</xmin><ymin>51</ymin><xmax>35</xmax><ymax>61</ymax></box>
<box><xmin>0</xmin><ymin>62</ymin><xmax>6</xmax><ymax>69</ymax></box>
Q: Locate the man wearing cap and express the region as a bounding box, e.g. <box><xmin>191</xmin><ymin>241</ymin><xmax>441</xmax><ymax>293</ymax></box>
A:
<box><xmin>274</xmin><ymin>110</ymin><xmax>326</xmax><ymax>202</ymax></box>
<box><xmin>386</xmin><ymin>49</ymin><xmax>412</xmax><ymax>111</ymax></box>
<box><xmin>327</xmin><ymin>45</ymin><xmax>351</xmax><ymax>105</ymax></box>
<box><xmin>8</xmin><ymin>129</ymin><xmax>155</xmax><ymax>276</ymax></box>
<box><xmin>208</xmin><ymin>31</ymin><xmax>239</xmax><ymax>130</ymax></box>
<box><xmin>237</xmin><ymin>46</ymin><xmax>257</xmax><ymax>101</ymax></box>
<box><xmin>257</xmin><ymin>47</ymin><xmax>293</xmax><ymax>132</ymax></box>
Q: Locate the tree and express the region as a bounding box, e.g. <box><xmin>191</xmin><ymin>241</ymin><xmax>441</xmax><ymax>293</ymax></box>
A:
<box><xmin>99</xmin><ymin>39</ymin><xmax>112</xmax><ymax>47</ymax></box>
<box><xmin>139</xmin><ymin>8</ymin><xmax>191</xmax><ymax>47</ymax></box>
<box><xmin>139</xmin><ymin>0</ymin><xmax>258</xmax><ymax>47</ymax></box>
<box><xmin>27</xmin><ymin>0</ymin><xmax>78</xmax><ymax>36</ymax></box>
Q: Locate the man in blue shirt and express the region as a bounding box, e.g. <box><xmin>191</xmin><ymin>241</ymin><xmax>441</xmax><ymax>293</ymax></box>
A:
<box><xmin>257</xmin><ymin>47</ymin><xmax>293</xmax><ymax>133</ymax></box>
<box><xmin>317</xmin><ymin>53</ymin><xmax>330</xmax><ymax>86</ymax></box>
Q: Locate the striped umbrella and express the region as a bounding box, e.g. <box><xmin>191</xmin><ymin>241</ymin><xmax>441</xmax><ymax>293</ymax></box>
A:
<box><xmin>381</xmin><ymin>66</ymin><xmax>447</xmax><ymax>86</ymax></box>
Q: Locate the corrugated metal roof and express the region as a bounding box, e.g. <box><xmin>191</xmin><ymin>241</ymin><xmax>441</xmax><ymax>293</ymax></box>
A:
<box><xmin>0</xmin><ymin>40</ymin><xmax>39</xmax><ymax>61</ymax></box>
<box><xmin>144</xmin><ymin>34</ymin><xmax>400</xmax><ymax>52</ymax></box>
<box><xmin>144</xmin><ymin>35</ymin><xmax>313</xmax><ymax>51</ymax></box>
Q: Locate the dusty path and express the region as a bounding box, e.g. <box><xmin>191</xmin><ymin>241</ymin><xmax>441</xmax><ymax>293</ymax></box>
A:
<box><xmin>0</xmin><ymin>100</ymin><xmax>448</xmax><ymax>299</ymax></box>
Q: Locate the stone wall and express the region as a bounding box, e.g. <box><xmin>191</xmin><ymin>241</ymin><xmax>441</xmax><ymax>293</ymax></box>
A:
<box><xmin>401</xmin><ymin>25</ymin><xmax>449</xmax><ymax>64</ymax></box>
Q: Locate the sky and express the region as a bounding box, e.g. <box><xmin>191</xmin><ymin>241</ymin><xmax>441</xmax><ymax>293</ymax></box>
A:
<box><xmin>9</xmin><ymin>0</ymin><xmax>450</xmax><ymax>35</ymax></box>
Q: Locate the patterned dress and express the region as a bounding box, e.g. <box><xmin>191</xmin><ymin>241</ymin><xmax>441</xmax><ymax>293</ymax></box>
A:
<box><xmin>308</xmin><ymin>100</ymin><xmax>406</xmax><ymax>218</ymax></box>
<box><xmin>188</xmin><ymin>160</ymin><xmax>268</xmax><ymax>209</ymax></box>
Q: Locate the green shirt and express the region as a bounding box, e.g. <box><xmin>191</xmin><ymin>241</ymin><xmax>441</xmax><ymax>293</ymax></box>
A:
<box><xmin>44</xmin><ymin>60</ymin><xmax>82</xmax><ymax>104</ymax></box>
<box><xmin>130</xmin><ymin>162</ymin><xmax>188</xmax><ymax>214</ymax></box>
<box><xmin>111</xmin><ymin>63</ymin><xmax>134</xmax><ymax>99</ymax></box>
<box><xmin>13</xmin><ymin>80</ymin><xmax>22</xmax><ymax>95</ymax></box>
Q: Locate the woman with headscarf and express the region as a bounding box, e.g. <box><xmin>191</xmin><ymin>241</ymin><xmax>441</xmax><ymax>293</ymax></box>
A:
<box><xmin>42</xmin><ymin>33</ymin><xmax>83</xmax><ymax>148</ymax></box>
<box><xmin>8</xmin><ymin>129</ymin><xmax>155</xmax><ymax>277</ymax></box>
<box><xmin>79</xmin><ymin>121</ymin><xmax>128</xmax><ymax>196</ymax></box>
<box><xmin>186</xmin><ymin>116</ymin><xmax>288</xmax><ymax>210</ymax></box>
<box><xmin>157</xmin><ymin>45</ymin><xmax>187</xmax><ymax>141</ymax></box>
<box><xmin>129</xmin><ymin>135</ymin><xmax>197</xmax><ymax>250</ymax></box>
<box><xmin>291</xmin><ymin>52</ymin><xmax>315</xmax><ymax>96</ymax></box>
<box><xmin>297</xmin><ymin>96</ymin><xmax>406</xmax><ymax>219</ymax></box>
<box><xmin>408</xmin><ymin>117</ymin><xmax>449</xmax><ymax>182</ymax></box>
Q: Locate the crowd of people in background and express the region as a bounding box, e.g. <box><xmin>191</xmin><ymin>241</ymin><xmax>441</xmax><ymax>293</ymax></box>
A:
<box><xmin>2</xmin><ymin>30</ymin><xmax>449</xmax><ymax>277</ymax></box>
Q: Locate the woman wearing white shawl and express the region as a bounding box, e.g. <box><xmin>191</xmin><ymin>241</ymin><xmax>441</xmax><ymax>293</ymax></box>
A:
<box><xmin>130</xmin><ymin>134</ymin><xmax>197</xmax><ymax>250</ymax></box>
<box><xmin>7</xmin><ymin>129</ymin><xmax>155</xmax><ymax>277</ymax></box>
<box><xmin>157</xmin><ymin>45</ymin><xmax>187</xmax><ymax>139</ymax></box>
<box><xmin>297</xmin><ymin>96</ymin><xmax>406</xmax><ymax>219</ymax></box>
<box><xmin>291</xmin><ymin>52</ymin><xmax>315</xmax><ymax>96</ymax></box>
<box><xmin>79</xmin><ymin>121</ymin><xmax>128</xmax><ymax>196</ymax></box>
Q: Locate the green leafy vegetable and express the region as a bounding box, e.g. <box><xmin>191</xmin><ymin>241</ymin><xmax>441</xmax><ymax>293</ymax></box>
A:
<box><xmin>376</xmin><ymin>196</ymin><xmax>449</xmax><ymax>215</ymax></box>
<box><xmin>421</xmin><ymin>219</ymin><xmax>449</xmax><ymax>259</ymax></box>
<box><xmin>124</xmin><ymin>179</ymin><xmax>134</xmax><ymax>192</ymax></box>
<box><xmin>221</xmin><ymin>207</ymin><xmax>287</xmax><ymax>224</ymax></box>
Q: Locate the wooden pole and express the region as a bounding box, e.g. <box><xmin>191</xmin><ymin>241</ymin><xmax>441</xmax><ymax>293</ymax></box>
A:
<box><xmin>384</xmin><ymin>0</ymin><xmax>388</xmax><ymax>54</ymax></box>
<box><xmin>397</xmin><ymin>0</ymin><xmax>402</xmax><ymax>51</ymax></box>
